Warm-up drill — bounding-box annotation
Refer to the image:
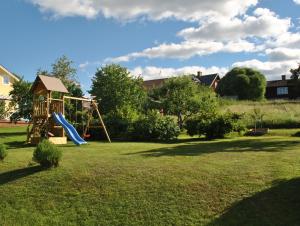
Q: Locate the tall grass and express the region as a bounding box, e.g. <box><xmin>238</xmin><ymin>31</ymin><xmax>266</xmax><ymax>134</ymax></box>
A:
<box><xmin>220</xmin><ymin>99</ymin><xmax>300</xmax><ymax>129</ymax></box>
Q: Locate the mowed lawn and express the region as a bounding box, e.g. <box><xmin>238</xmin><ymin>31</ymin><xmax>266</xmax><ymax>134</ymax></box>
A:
<box><xmin>1</xmin><ymin>127</ymin><xmax>300</xmax><ymax>226</ymax></box>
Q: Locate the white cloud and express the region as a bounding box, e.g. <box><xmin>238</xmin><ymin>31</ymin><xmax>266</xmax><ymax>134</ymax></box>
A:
<box><xmin>79</xmin><ymin>61</ymin><xmax>90</xmax><ymax>69</ymax></box>
<box><xmin>134</xmin><ymin>59</ymin><xmax>298</xmax><ymax>82</ymax></box>
<box><xmin>29</xmin><ymin>0</ymin><xmax>258</xmax><ymax>21</ymax></box>
<box><xmin>30</xmin><ymin>0</ymin><xmax>98</xmax><ymax>19</ymax></box>
<box><xmin>266</xmin><ymin>48</ymin><xmax>300</xmax><ymax>62</ymax></box>
<box><xmin>105</xmin><ymin>39</ymin><xmax>262</xmax><ymax>63</ymax></box>
<box><xmin>105</xmin><ymin>8</ymin><xmax>292</xmax><ymax>63</ymax></box>
<box><xmin>105</xmin><ymin>41</ymin><xmax>225</xmax><ymax>63</ymax></box>
<box><xmin>233</xmin><ymin>59</ymin><xmax>298</xmax><ymax>80</ymax></box>
<box><xmin>33</xmin><ymin>0</ymin><xmax>300</xmax><ymax>82</ymax></box>
<box><xmin>178</xmin><ymin>8</ymin><xmax>291</xmax><ymax>42</ymax></box>
<box><xmin>131</xmin><ymin>66</ymin><xmax>228</xmax><ymax>80</ymax></box>
<box><xmin>294</xmin><ymin>0</ymin><xmax>300</xmax><ymax>4</ymax></box>
<box><xmin>268</xmin><ymin>32</ymin><xmax>300</xmax><ymax>48</ymax></box>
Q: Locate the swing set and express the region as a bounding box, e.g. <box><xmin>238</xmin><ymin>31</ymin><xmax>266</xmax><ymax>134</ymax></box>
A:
<box><xmin>64</xmin><ymin>96</ymin><xmax>111</xmax><ymax>141</ymax></box>
<box><xmin>27</xmin><ymin>75</ymin><xmax>111</xmax><ymax>145</ymax></box>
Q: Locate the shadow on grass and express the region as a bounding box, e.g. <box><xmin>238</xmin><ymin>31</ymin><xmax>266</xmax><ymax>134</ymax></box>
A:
<box><xmin>4</xmin><ymin>141</ymin><xmax>35</xmax><ymax>150</ymax></box>
<box><xmin>128</xmin><ymin>138</ymin><xmax>300</xmax><ymax>157</ymax></box>
<box><xmin>0</xmin><ymin>165</ymin><xmax>43</xmax><ymax>186</ymax></box>
<box><xmin>0</xmin><ymin>131</ymin><xmax>27</xmax><ymax>137</ymax></box>
<box><xmin>209</xmin><ymin>177</ymin><xmax>300</xmax><ymax>226</ymax></box>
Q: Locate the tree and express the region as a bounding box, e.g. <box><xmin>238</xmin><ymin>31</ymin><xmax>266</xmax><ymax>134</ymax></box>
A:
<box><xmin>51</xmin><ymin>55</ymin><xmax>77</xmax><ymax>84</ymax></box>
<box><xmin>9</xmin><ymin>78</ymin><xmax>33</xmax><ymax>120</ymax></box>
<box><xmin>37</xmin><ymin>56</ymin><xmax>83</xmax><ymax>97</ymax></box>
<box><xmin>290</xmin><ymin>63</ymin><xmax>300</xmax><ymax>80</ymax></box>
<box><xmin>0</xmin><ymin>100</ymin><xmax>6</xmax><ymax>119</ymax></box>
<box><xmin>89</xmin><ymin>64</ymin><xmax>146</xmax><ymax>116</ymax></box>
<box><xmin>289</xmin><ymin>63</ymin><xmax>300</xmax><ymax>98</ymax></box>
<box><xmin>149</xmin><ymin>76</ymin><xmax>218</xmax><ymax>128</ymax></box>
<box><xmin>217</xmin><ymin>67</ymin><xmax>266</xmax><ymax>100</ymax></box>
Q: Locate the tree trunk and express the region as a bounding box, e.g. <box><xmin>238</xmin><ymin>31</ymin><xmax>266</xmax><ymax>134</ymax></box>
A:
<box><xmin>177</xmin><ymin>112</ymin><xmax>183</xmax><ymax>129</ymax></box>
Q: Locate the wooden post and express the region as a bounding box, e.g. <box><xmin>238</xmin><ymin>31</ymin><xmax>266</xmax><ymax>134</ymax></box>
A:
<box><xmin>92</xmin><ymin>101</ymin><xmax>111</xmax><ymax>143</ymax></box>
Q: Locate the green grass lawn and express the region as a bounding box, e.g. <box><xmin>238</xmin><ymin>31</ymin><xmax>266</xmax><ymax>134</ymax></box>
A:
<box><xmin>1</xmin><ymin>127</ymin><xmax>300</xmax><ymax>226</ymax></box>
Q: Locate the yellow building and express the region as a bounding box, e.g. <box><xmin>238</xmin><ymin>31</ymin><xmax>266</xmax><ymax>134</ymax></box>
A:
<box><xmin>0</xmin><ymin>65</ymin><xmax>20</xmax><ymax>119</ymax></box>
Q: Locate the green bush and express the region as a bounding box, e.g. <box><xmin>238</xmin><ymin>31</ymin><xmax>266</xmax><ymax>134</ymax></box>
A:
<box><xmin>131</xmin><ymin>111</ymin><xmax>180</xmax><ymax>141</ymax></box>
<box><xmin>33</xmin><ymin>140</ymin><xmax>62</xmax><ymax>168</ymax></box>
<box><xmin>205</xmin><ymin>115</ymin><xmax>235</xmax><ymax>139</ymax></box>
<box><xmin>293</xmin><ymin>131</ymin><xmax>300</xmax><ymax>137</ymax></box>
<box><xmin>103</xmin><ymin>107</ymin><xmax>140</xmax><ymax>139</ymax></box>
<box><xmin>103</xmin><ymin>113</ymin><xmax>132</xmax><ymax>139</ymax></box>
<box><xmin>185</xmin><ymin>112</ymin><xmax>244</xmax><ymax>140</ymax></box>
<box><xmin>0</xmin><ymin>144</ymin><xmax>8</xmax><ymax>161</ymax></box>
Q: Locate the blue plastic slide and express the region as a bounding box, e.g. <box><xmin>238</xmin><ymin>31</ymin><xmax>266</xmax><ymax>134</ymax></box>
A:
<box><xmin>52</xmin><ymin>112</ymin><xmax>87</xmax><ymax>145</ymax></box>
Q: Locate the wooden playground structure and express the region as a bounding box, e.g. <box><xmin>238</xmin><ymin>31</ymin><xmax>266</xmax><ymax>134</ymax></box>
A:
<box><xmin>27</xmin><ymin>75</ymin><xmax>111</xmax><ymax>145</ymax></box>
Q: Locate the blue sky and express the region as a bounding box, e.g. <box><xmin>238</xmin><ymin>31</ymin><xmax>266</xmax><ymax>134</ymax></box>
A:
<box><xmin>1</xmin><ymin>0</ymin><xmax>300</xmax><ymax>93</ymax></box>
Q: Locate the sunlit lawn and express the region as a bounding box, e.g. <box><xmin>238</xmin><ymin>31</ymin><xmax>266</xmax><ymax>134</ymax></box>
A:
<box><xmin>1</xmin><ymin>127</ymin><xmax>300</xmax><ymax>226</ymax></box>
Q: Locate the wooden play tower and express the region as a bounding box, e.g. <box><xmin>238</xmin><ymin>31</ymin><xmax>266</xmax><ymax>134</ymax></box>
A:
<box><xmin>27</xmin><ymin>75</ymin><xmax>111</xmax><ymax>145</ymax></box>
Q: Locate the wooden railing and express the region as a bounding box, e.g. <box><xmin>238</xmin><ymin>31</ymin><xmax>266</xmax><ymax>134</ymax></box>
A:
<box><xmin>50</xmin><ymin>99</ymin><xmax>64</xmax><ymax>114</ymax></box>
<box><xmin>33</xmin><ymin>100</ymin><xmax>48</xmax><ymax>117</ymax></box>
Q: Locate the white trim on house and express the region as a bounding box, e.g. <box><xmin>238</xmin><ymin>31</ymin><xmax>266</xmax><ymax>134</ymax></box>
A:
<box><xmin>0</xmin><ymin>65</ymin><xmax>20</xmax><ymax>82</ymax></box>
<box><xmin>0</xmin><ymin>94</ymin><xmax>11</xmax><ymax>100</ymax></box>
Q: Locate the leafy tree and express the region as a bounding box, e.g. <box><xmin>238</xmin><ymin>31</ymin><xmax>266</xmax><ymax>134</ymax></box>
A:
<box><xmin>0</xmin><ymin>100</ymin><xmax>6</xmax><ymax>119</ymax></box>
<box><xmin>217</xmin><ymin>67</ymin><xmax>266</xmax><ymax>100</ymax></box>
<box><xmin>290</xmin><ymin>63</ymin><xmax>300</xmax><ymax>80</ymax></box>
<box><xmin>36</xmin><ymin>68</ymin><xmax>51</xmax><ymax>77</ymax></box>
<box><xmin>9</xmin><ymin>78</ymin><xmax>33</xmax><ymax>120</ymax></box>
<box><xmin>149</xmin><ymin>76</ymin><xmax>218</xmax><ymax>128</ymax></box>
<box><xmin>37</xmin><ymin>56</ymin><xmax>83</xmax><ymax>97</ymax></box>
<box><xmin>289</xmin><ymin>63</ymin><xmax>300</xmax><ymax>98</ymax></box>
<box><xmin>89</xmin><ymin>64</ymin><xmax>146</xmax><ymax>116</ymax></box>
<box><xmin>51</xmin><ymin>55</ymin><xmax>77</xmax><ymax>84</ymax></box>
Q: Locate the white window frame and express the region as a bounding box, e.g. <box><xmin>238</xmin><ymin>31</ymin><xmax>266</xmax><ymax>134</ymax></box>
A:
<box><xmin>277</xmin><ymin>87</ymin><xmax>288</xmax><ymax>96</ymax></box>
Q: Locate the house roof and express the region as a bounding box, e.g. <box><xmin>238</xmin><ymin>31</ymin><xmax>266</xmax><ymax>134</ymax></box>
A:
<box><xmin>0</xmin><ymin>65</ymin><xmax>20</xmax><ymax>82</ymax></box>
<box><xmin>143</xmin><ymin>78</ymin><xmax>168</xmax><ymax>89</ymax></box>
<box><xmin>30</xmin><ymin>75</ymin><xmax>69</xmax><ymax>93</ymax></box>
<box><xmin>266</xmin><ymin>78</ymin><xmax>299</xmax><ymax>88</ymax></box>
<box><xmin>193</xmin><ymin>73</ymin><xmax>220</xmax><ymax>87</ymax></box>
<box><xmin>267</xmin><ymin>80</ymin><xmax>289</xmax><ymax>88</ymax></box>
<box><xmin>143</xmin><ymin>73</ymin><xmax>221</xmax><ymax>89</ymax></box>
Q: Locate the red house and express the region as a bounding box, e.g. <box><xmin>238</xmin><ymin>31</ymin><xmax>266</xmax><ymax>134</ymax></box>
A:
<box><xmin>266</xmin><ymin>75</ymin><xmax>299</xmax><ymax>99</ymax></box>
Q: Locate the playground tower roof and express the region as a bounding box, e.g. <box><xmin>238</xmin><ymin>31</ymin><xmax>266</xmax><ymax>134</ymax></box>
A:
<box><xmin>31</xmin><ymin>75</ymin><xmax>69</xmax><ymax>93</ymax></box>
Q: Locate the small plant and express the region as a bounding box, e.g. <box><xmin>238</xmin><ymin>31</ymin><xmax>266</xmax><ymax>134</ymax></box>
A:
<box><xmin>33</xmin><ymin>139</ymin><xmax>62</xmax><ymax>168</ymax></box>
<box><xmin>0</xmin><ymin>143</ymin><xmax>8</xmax><ymax>161</ymax></box>
<box><xmin>250</xmin><ymin>108</ymin><xmax>265</xmax><ymax>131</ymax></box>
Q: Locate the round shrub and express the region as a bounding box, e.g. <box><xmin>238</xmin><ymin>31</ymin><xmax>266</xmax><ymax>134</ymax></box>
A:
<box><xmin>185</xmin><ymin>112</ymin><xmax>244</xmax><ymax>140</ymax></box>
<box><xmin>131</xmin><ymin>111</ymin><xmax>180</xmax><ymax>141</ymax></box>
<box><xmin>33</xmin><ymin>140</ymin><xmax>62</xmax><ymax>168</ymax></box>
<box><xmin>205</xmin><ymin>115</ymin><xmax>234</xmax><ymax>140</ymax></box>
<box><xmin>0</xmin><ymin>143</ymin><xmax>8</xmax><ymax>161</ymax></box>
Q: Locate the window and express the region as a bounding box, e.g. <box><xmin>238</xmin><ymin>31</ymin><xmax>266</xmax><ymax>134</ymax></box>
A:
<box><xmin>277</xmin><ymin>87</ymin><xmax>288</xmax><ymax>95</ymax></box>
<box><xmin>2</xmin><ymin>75</ymin><xmax>9</xmax><ymax>85</ymax></box>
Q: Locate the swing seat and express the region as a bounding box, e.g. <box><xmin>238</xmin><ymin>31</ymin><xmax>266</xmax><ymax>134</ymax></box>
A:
<box><xmin>84</xmin><ymin>134</ymin><xmax>91</xmax><ymax>138</ymax></box>
<box><xmin>48</xmin><ymin>132</ymin><xmax>55</xmax><ymax>137</ymax></box>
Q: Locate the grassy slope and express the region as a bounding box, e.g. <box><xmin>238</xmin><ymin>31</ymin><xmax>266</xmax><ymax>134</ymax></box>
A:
<box><xmin>221</xmin><ymin>99</ymin><xmax>300</xmax><ymax>128</ymax></box>
<box><xmin>1</xmin><ymin>127</ymin><xmax>300</xmax><ymax>226</ymax></box>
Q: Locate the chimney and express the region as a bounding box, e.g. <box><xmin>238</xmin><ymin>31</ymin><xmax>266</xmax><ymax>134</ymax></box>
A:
<box><xmin>282</xmin><ymin>75</ymin><xmax>286</xmax><ymax>80</ymax></box>
<box><xmin>197</xmin><ymin>71</ymin><xmax>202</xmax><ymax>77</ymax></box>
